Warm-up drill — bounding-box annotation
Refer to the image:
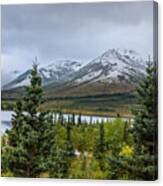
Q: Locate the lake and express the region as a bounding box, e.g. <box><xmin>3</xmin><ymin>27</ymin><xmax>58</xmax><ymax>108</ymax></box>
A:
<box><xmin>1</xmin><ymin>111</ymin><xmax>133</xmax><ymax>133</ymax></box>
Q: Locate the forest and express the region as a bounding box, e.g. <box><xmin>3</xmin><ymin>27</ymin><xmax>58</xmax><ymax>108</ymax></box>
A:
<box><xmin>1</xmin><ymin>62</ymin><xmax>158</xmax><ymax>180</ymax></box>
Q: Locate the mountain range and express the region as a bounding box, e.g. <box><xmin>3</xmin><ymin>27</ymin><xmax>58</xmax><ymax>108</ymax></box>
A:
<box><xmin>2</xmin><ymin>49</ymin><xmax>146</xmax><ymax>98</ymax></box>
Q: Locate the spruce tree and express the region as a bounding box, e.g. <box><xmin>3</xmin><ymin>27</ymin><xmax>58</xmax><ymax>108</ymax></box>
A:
<box><xmin>78</xmin><ymin>113</ymin><xmax>82</xmax><ymax>125</ymax></box>
<box><xmin>65</xmin><ymin>123</ymin><xmax>74</xmax><ymax>157</ymax></box>
<box><xmin>47</xmin><ymin>120</ymin><xmax>70</xmax><ymax>178</ymax></box>
<box><xmin>94</xmin><ymin>122</ymin><xmax>106</xmax><ymax>171</ymax></box>
<box><xmin>106</xmin><ymin>61</ymin><xmax>158</xmax><ymax>180</ymax></box>
<box><xmin>48</xmin><ymin>119</ymin><xmax>74</xmax><ymax>178</ymax></box>
<box><xmin>72</xmin><ymin>113</ymin><xmax>75</xmax><ymax>125</ymax></box>
<box><xmin>1</xmin><ymin>100</ymin><xmax>28</xmax><ymax>176</ymax></box>
<box><xmin>2</xmin><ymin>64</ymin><xmax>57</xmax><ymax>177</ymax></box>
<box><xmin>48</xmin><ymin>146</ymin><xmax>69</xmax><ymax>178</ymax></box>
<box><xmin>123</xmin><ymin>121</ymin><xmax>129</xmax><ymax>144</ymax></box>
<box><xmin>130</xmin><ymin>60</ymin><xmax>158</xmax><ymax>180</ymax></box>
<box><xmin>22</xmin><ymin>64</ymin><xmax>46</xmax><ymax>177</ymax></box>
<box><xmin>58</xmin><ymin>111</ymin><xmax>64</xmax><ymax>125</ymax></box>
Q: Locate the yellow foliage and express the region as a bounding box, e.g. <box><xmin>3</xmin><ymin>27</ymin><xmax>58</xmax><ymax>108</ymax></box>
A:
<box><xmin>39</xmin><ymin>172</ymin><xmax>49</xmax><ymax>178</ymax></box>
<box><xmin>1</xmin><ymin>170</ymin><xmax>14</xmax><ymax>177</ymax></box>
<box><xmin>119</xmin><ymin>145</ymin><xmax>133</xmax><ymax>157</ymax></box>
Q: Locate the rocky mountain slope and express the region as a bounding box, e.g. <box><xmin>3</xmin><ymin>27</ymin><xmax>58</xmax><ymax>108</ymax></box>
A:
<box><xmin>72</xmin><ymin>49</ymin><xmax>146</xmax><ymax>85</ymax></box>
<box><xmin>44</xmin><ymin>49</ymin><xmax>146</xmax><ymax>97</ymax></box>
<box><xmin>3</xmin><ymin>60</ymin><xmax>85</xmax><ymax>90</ymax></box>
<box><xmin>2</xmin><ymin>49</ymin><xmax>146</xmax><ymax>97</ymax></box>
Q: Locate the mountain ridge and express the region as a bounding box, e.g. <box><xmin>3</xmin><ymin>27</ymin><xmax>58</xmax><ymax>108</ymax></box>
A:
<box><xmin>2</xmin><ymin>48</ymin><xmax>147</xmax><ymax>97</ymax></box>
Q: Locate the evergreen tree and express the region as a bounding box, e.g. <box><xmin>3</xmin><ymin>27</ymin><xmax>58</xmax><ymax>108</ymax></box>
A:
<box><xmin>47</xmin><ymin>121</ymin><xmax>70</xmax><ymax>179</ymax></box>
<box><xmin>107</xmin><ymin>61</ymin><xmax>158</xmax><ymax>180</ymax></box>
<box><xmin>48</xmin><ymin>115</ymin><xmax>74</xmax><ymax>178</ymax></box>
<box><xmin>48</xmin><ymin>146</ymin><xmax>69</xmax><ymax>178</ymax></box>
<box><xmin>72</xmin><ymin>113</ymin><xmax>75</xmax><ymax>125</ymax></box>
<box><xmin>1</xmin><ymin>100</ymin><xmax>28</xmax><ymax>176</ymax></box>
<box><xmin>58</xmin><ymin>111</ymin><xmax>64</xmax><ymax>125</ymax></box>
<box><xmin>123</xmin><ymin>121</ymin><xmax>129</xmax><ymax>144</ymax></box>
<box><xmin>94</xmin><ymin>122</ymin><xmax>106</xmax><ymax>171</ymax></box>
<box><xmin>78</xmin><ymin>113</ymin><xmax>82</xmax><ymax>125</ymax></box>
<box><xmin>130</xmin><ymin>60</ymin><xmax>158</xmax><ymax>180</ymax></box>
<box><xmin>65</xmin><ymin>123</ymin><xmax>74</xmax><ymax>157</ymax></box>
<box><xmin>2</xmin><ymin>64</ymin><xmax>57</xmax><ymax>177</ymax></box>
<box><xmin>38</xmin><ymin>112</ymin><xmax>57</xmax><ymax>173</ymax></box>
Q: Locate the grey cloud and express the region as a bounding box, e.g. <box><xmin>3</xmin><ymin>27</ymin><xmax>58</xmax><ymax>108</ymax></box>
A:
<box><xmin>1</xmin><ymin>1</ymin><xmax>154</xmax><ymax>85</ymax></box>
<box><xmin>2</xmin><ymin>2</ymin><xmax>152</xmax><ymax>30</ymax></box>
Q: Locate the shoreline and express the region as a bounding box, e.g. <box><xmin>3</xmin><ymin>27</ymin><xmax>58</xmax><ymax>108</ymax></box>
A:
<box><xmin>1</xmin><ymin>108</ymin><xmax>134</xmax><ymax>119</ymax></box>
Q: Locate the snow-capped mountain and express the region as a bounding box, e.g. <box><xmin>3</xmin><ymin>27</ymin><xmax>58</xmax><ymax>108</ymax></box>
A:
<box><xmin>40</xmin><ymin>59</ymin><xmax>86</xmax><ymax>82</ymax></box>
<box><xmin>72</xmin><ymin>49</ymin><xmax>146</xmax><ymax>85</ymax></box>
<box><xmin>2</xmin><ymin>49</ymin><xmax>146</xmax><ymax>92</ymax></box>
<box><xmin>2</xmin><ymin>60</ymin><xmax>86</xmax><ymax>90</ymax></box>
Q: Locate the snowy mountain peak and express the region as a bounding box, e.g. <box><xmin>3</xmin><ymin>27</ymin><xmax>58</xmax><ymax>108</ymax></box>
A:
<box><xmin>46</xmin><ymin>59</ymin><xmax>85</xmax><ymax>72</ymax></box>
<box><xmin>2</xmin><ymin>59</ymin><xmax>87</xmax><ymax>90</ymax></box>
<box><xmin>74</xmin><ymin>48</ymin><xmax>146</xmax><ymax>85</ymax></box>
<box><xmin>2</xmin><ymin>49</ymin><xmax>147</xmax><ymax>91</ymax></box>
<box><xmin>93</xmin><ymin>48</ymin><xmax>143</xmax><ymax>66</ymax></box>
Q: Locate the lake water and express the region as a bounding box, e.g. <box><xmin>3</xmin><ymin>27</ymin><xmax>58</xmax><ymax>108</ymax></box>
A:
<box><xmin>1</xmin><ymin>111</ymin><xmax>133</xmax><ymax>133</ymax></box>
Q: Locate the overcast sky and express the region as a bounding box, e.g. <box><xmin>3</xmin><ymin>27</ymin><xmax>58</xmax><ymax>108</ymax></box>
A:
<box><xmin>1</xmin><ymin>1</ymin><xmax>154</xmax><ymax>85</ymax></box>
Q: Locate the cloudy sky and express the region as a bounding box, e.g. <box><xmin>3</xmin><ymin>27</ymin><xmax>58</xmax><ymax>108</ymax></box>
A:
<box><xmin>1</xmin><ymin>1</ymin><xmax>154</xmax><ymax>85</ymax></box>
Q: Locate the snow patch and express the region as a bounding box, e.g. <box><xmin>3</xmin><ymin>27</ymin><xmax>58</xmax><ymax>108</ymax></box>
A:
<box><xmin>12</xmin><ymin>76</ymin><xmax>30</xmax><ymax>88</ymax></box>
